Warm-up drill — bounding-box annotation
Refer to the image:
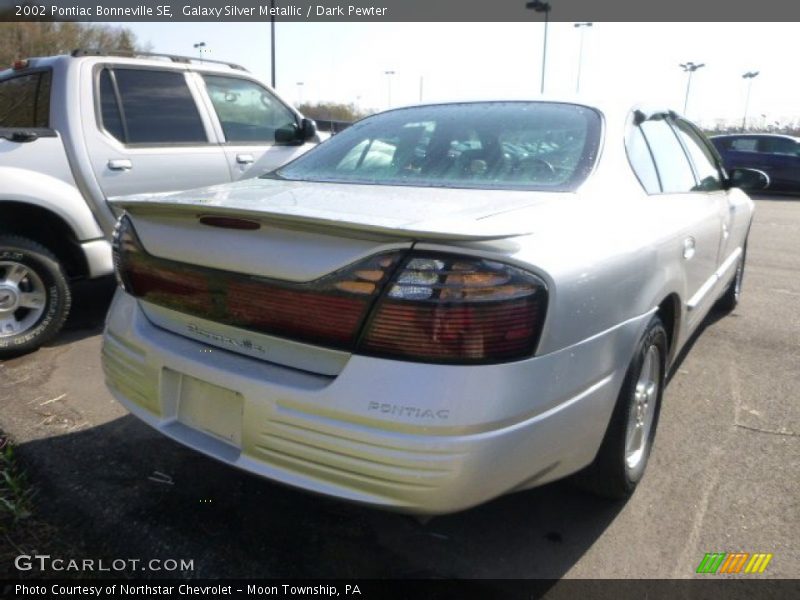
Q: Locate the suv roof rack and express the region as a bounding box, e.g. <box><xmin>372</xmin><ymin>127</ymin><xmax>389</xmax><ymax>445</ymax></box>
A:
<box><xmin>70</xmin><ymin>49</ymin><xmax>249</xmax><ymax>72</ymax></box>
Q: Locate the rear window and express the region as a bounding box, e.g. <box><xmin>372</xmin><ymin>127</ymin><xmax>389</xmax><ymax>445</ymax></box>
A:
<box><xmin>99</xmin><ymin>68</ymin><xmax>206</xmax><ymax>144</ymax></box>
<box><xmin>0</xmin><ymin>71</ymin><xmax>51</xmax><ymax>128</ymax></box>
<box><xmin>275</xmin><ymin>102</ymin><xmax>601</xmax><ymax>191</ymax></box>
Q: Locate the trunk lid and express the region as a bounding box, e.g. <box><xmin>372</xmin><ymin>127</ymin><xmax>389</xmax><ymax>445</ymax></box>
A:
<box><xmin>112</xmin><ymin>178</ymin><xmax>562</xmax><ymax>374</ymax></box>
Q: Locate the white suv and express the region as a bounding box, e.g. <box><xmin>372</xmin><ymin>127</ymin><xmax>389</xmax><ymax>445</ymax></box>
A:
<box><xmin>0</xmin><ymin>50</ymin><xmax>318</xmax><ymax>356</ymax></box>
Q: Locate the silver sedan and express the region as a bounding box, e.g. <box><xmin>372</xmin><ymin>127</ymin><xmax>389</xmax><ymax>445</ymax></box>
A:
<box><xmin>102</xmin><ymin>100</ymin><xmax>762</xmax><ymax>514</ymax></box>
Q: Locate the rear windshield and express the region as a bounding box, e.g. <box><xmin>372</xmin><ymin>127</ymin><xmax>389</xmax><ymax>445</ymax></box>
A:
<box><xmin>274</xmin><ymin>102</ymin><xmax>602</xmax><ymax>191</ymax></box>
<box><xmin>0</xmin><ymin>71</ymin><xmax>51</xmax><ymax>128</ymax></box>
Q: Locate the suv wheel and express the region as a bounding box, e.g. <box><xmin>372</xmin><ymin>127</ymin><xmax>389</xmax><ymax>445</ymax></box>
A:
<box><xmin>0</xmin><ymin>235</ymin><xmax>71</xmax><ymax>358</ymax></box>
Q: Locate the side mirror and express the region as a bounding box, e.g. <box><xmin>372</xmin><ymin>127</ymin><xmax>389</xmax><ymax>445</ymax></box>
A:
<box><xmin>274</xmin><ymin>124</ymin><xmax>300</xmax><ymax>144</ymax></box>
<box><xmin>300</xmin><ymin>117</ymin><xmax>317</xmax><ymax>142</ymax></box>
<box><xmin>727</xmin><ymin>167</ymin><xmax>769</xmax><ymax>191</ymax></box>
<box><xmin>274</xmin><ymin>118</ymin><xmax>318</xmax><ymax>144</ymax></box>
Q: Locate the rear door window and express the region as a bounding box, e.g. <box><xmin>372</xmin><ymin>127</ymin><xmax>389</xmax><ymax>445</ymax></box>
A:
<box><xmin>671</xmin><ymin>119</ymin><xmax>724</xmax><ymax>192</ymax></box>
<box><xmin>98</xmin><ymin>70</ymin><xmax>125</xmax><ymax>142</ymax></box>
<box><xmin>0</xmin><ymin>71</ymin><xmax>51</xmax><ymax>128</ymax></box>
<box><xmin>626</xmin><ymin>125</ymin><xmax>660</xmax><ymax>193</ymax></box>
<box><xmin>758</xmin><ymin>136</ymin><xmax>798</xmax><ymax>155</ymax></box>
<box><xmin>640</xmin><ymin>118</ymin><xmax>697</xmax><ymax>193</ymax></box>
<box><xmin>98</xmin><ymin>68</ymin><xmax>207</xmax><ymax>144</ymax></box>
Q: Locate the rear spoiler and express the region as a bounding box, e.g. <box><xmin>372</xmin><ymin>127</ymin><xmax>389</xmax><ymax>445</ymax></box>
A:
<box><xmin>109</xmin><ymin>197</ymin><xmax>533</xmax><ymax>242</ymax></box>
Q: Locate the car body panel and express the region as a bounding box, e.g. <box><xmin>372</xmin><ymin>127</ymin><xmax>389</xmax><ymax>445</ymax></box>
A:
<box><xmin>104</xmin><ymin>289</ymin><xmax>647</xmax><ymax>513</ymax></box>
<box><xmin>103</xmin><ymin>99</ymin><xmax>755</xmax><ymax>513</ymax></box>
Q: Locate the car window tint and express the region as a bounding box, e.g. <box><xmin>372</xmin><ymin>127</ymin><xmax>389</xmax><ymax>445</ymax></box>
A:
<box><xmin>203</xmin><ymin>75</ymin><xmax>296</xmax><ymax>143</ymax></box>
<box><xmin>113</xmin><ymin>69</ymin><xmax>206</xmax><ymax>144</ymax></box>
<box><xmin>758</xmin><ymin>136</ymin><xmax>797</xmax><ymax>155</ymax></box>
<box><xmin>277</xmin><ymin>102</ymin><xmax>601</xmax><ymax>192</ymax></box>
<box><xmin>98</xmin><ymin>69</ymin><xmax>125</xmax><ymax>142</ymax></box>
<box><xmin>0</xmin><ymin>71</ymin><xmax>51</xmax><ymax>128</ymax></box>
<box><xmin>730</xmin><ymin>137</ymin><xmax>758</xmax><ymax>152</ymax></box>
<box><xmin>626</xmin><ymin>125</ymin><xmax>660</xmax><ymax>193</ymax></box>
<box><xmin>640</xmin><ymin>118</ymin><xmax>697</xmax><ymax>193</ymax></box>
<box><xmin>672</xmin><ymin>119</ymin><xmax>723</xmax><ymax>192</ymax></box>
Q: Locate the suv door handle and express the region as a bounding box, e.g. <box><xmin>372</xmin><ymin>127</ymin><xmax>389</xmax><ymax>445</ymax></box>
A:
<box><xmin>8</xmin><ymin>131</ymin><xmax>38</xmax><ymax>143</ymax></box>
<box><xmin>236</xmin><ymin>154</ymin><xmax>255</xmax><ymax>165</ymax></box>
<box><xmin>107</xmin><ymin>159</ymin><xmax>133</xmax><ymax>171</ymax></box>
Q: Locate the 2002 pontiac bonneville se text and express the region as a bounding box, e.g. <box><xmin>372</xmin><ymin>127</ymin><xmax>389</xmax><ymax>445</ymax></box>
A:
<box><xmin>102</xmin><ymin>100</ymin><xmax>765</xmax><ymax>514</ymax></box>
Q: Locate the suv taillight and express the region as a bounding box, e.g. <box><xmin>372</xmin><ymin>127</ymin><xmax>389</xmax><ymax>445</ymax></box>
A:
<box><xmin>113</xmin><ymin>216</ymin><xmax>547</xmax><ymax>364</ymax></box>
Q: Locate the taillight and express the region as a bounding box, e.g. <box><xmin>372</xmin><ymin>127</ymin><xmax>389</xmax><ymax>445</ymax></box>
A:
<box><xmin>112</xmin><ymin>215</ymin><xmax>401</xmax><ymax>349</ymax></box>
<box><xmin>112</xmin><ymin>216</ymin><xmax>548</xmax><ymax>364</ymax></box>
<box><xmin>358</xmin><ymin>255</ymin><xmax>547</xmax><ymax>363</ymax></box>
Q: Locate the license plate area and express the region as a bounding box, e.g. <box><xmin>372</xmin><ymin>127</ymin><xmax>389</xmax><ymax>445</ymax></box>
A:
<box><xmin>176</xmin><ymin>373</ymin><xmax>243</xmax><ymax>448</ymax></box>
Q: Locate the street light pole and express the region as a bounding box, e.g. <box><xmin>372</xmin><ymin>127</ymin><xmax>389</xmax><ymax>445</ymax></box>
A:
<box><xmin>741</xmin><ymin>71</ymin><xmax>760</xmax><ymax>131</ymax></box>
<box><xmin>574</xmin><ymin>22</ymin><xmax>592</xmax><ymax>94</ymax></box>
<box><xmin>679</xmin><ymin>62</ymin><xmax>705</xmax><ymax>115</ymax></box>
<box><xmin>384</xmin><ymin>70</ymin><xmax>396</xmax><ymax>108</ymax></box>
<box><xmin>526</xmin><ymin>1</ymin><xmax>552</xmax><ymax>94</ymax></box>
<box><xmin>193</xmin><ymin>42</ymin><xmax>206</xmax><ymax>60</ymax></box>
<box><xmin>270</xmin><ymin>0</ymin><xmax>276</xmax><ymax>88</ymax></box>
<box><xmin>296</xmin><ymin>81</ymin><xmax>304</xmax><ymax>105</ymax></box>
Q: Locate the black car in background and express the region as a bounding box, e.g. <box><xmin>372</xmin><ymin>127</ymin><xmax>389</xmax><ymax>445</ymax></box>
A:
<box><xmin>711</xmin><ymin>133</ymin><xmax>800</xmax><ymax>194</ymax></box>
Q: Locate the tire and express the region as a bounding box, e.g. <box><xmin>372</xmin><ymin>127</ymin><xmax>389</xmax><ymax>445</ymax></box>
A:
<box><xmin>574</xmin><ymin>315</ymin><xmax>668</xmax><ymax>499</ymax></box>
<box><xmin>0</xmin><ymin>235</ymin><xmax>72</xmax><ymax>358</ymax></box>
<box><xmin>716</xmin><ymin>242</ymin><xmax>746</xmax><ymax>313</ymax></box>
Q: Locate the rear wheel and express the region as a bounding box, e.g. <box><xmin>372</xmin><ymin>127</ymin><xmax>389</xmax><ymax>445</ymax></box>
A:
<box><xmin>0</xmin><ymin>235</ymin><xmax>71</xmax><ymax>358</ymax></box>
<box><xmin>574</xmin><ymin>315</ymin><xmax>667</xmax><ymax>499</ymax></box>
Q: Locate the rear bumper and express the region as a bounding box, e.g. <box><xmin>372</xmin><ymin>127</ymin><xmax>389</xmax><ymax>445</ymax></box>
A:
<box><xmin>103</xmin><ymin>290</ymin><xmax>648</xmax><ymax>514</ymax></box>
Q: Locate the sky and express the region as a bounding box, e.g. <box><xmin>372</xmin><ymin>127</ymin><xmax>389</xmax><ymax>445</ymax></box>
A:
<box><xmin>123</xmin><ymin>22</ymin><xmax>800</xmax><ymax>127</ymax></box>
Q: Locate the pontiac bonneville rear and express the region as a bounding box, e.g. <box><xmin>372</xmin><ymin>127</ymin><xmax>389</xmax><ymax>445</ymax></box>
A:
<box><xmin>102</xmin><ymin>101</ymin><xmax>760</xmax><ymax>513</ymax></box>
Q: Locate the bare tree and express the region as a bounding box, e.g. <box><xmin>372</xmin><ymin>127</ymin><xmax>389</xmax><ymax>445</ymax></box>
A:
<box><xmin>0</xmin><ymin>22</ymin><xmax>148</xmax><ymax>66</ymax></box>
<box><xmin>297</xmin><ymin>102</ymin><xmax>373</xmax><ymax>123</ymax></box>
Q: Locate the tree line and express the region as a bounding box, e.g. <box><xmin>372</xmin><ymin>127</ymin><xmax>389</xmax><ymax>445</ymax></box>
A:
<box><xmin>0</xmin><ymin>22</ymin><xmax>147</xmax><ymax>66</ymax></box>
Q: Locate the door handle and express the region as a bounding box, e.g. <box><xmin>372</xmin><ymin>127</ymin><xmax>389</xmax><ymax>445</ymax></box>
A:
<box><xmin>107</xmin><ymin>159</ymin><xmax>133</xmax><ymax>171</ymax></box>
<box><xmin>683</xmin><ymin>236</ymin><xmax>696</xmax><ymax>260</ymax></box>
<box><xmin>236</xmin><ymin>154</ymin><xmax>255</xmax><ymax>165</ymax></box>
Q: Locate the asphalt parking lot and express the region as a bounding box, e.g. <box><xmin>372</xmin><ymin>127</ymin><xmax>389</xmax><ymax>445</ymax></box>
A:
<box><xmin>0</xmin><ymin>196</ymin><xmax>797</xmax><ymax>580</ymax></box>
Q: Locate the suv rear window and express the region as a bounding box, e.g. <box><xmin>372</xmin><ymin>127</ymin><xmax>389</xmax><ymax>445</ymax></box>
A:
<box><xmin>0</xmin><ymin>71</ymin><xmax>51</xmax><ymax>128</ymax></box>
<box><xmin>99</xmin><ymin>68</ymin><xmax>206</xmax><ymax>144</ymax></box>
